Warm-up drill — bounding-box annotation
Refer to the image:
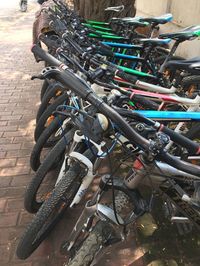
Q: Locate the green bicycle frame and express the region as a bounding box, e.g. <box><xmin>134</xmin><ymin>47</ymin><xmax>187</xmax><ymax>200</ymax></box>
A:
<box><xmin>88</xmin><ymin>33</ymin><xmax>125</xmax><ymax>40</ymax></box>
<box><xmin>82</xmin><ymin>23</ymin><xmax>113</xmax><ymax>32</ymax></box>
<box><xmin>117</xmin><ymin>65</ymin><xmax>156</xmax><ymax>78</ymax></box>
<box><xmin>86</xmin><ymin>20</ymin><xmax>110</xmax><ymax>26</ymax></box>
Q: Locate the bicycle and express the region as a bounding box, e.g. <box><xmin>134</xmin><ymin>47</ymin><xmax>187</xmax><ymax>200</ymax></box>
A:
<box><xmin>26</xmin><ymin>52</ymin><xmax>200</xmax><ymax>266</ymax></box>
<box><xmin>30</xmin><ymin>40</ymin><xmax>200</xmax><ymax>171</ymax></box>
<box><xmin>16</xmin><ymin>47</ymin><xmax>200</xmax><ymax>260</ymax></box>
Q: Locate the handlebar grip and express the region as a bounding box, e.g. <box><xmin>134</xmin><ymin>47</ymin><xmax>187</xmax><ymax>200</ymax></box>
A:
<box><xmin>160</xmin><ymin>151</ymin><xmax>200</xmax><ymax>177</ymax></box>
<box><xmin>97</xmin><ymin>47</ymin><xmax>114</xmax><ymax>57</ymax></box>
<box><xmin>160</xmin><ymin>126</ymin><xmax>200</xmax><ymax>155</ymax></box>
<box><xmin>31</xmin><ymin>45</ymin><xmax>62</xmax><ymax>67</ymax></box>
<box><xmin>115</xmin><ymin>70</ymin><xmax>138</xmax><ymax>84</ymax></box>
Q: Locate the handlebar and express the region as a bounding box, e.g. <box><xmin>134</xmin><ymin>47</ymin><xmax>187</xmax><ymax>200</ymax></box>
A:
<box><xmin>32</xmin><ymin>44</ymin><xmax>64</xmax><ymax>67</ymax></box>
<box><xmin>114</xmin><ymin>107</ymin><xmax>200</xmax><ymax>155</ymax></box>
<box><xmin>32</xmin><ymin>43</ymin><xmax>138</xmax><ymax>85</ymax></box>
<box><xmin>31</xmin><ymin>45</ymin><xmax>200</xmax><ymax>177</ymax></box>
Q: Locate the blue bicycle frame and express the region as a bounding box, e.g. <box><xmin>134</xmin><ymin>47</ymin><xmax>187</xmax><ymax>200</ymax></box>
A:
<box><xmin>100</xmin><ymin>39</ymin><xmax>171</xmax><ymax>77</ymax></box>
<box><xmin>135</xmin><ymin>111</ymin><xmax>200</xmax><ymax>121</ymax></box>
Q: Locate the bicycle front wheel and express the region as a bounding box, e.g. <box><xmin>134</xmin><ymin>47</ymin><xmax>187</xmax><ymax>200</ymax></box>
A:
<box><xmin>17</xmin><ymin>149</ymin><xmax>95</xmax><ymax>259</ymax></box>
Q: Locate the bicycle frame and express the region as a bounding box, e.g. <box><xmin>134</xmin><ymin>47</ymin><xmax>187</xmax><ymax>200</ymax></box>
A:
<box><xmin>135</xmin><ymin>110</ymin><xmax>200</xmax><ymax>121</ymax></box>
<box><xmin>64</xmin><ymin>153</ymin><xmax>200</xmax><ymax>253</ymax></box>
<box><xmin>128</xmin><ymin>88</ymin><xmax>200</xmax><ymax>105</ymax></box>
<box><xmin>54</xmin><ymin>102</ymin><xmax>200</xmax><ymax>212</ymax></box>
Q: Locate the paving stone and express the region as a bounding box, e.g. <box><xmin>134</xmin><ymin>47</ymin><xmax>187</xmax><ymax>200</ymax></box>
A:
<box><xmin>11</xmin><ymin>175</ymin><xmax>31</xmax><ymax>186</ymax></box>
<box><xmin>0</xmin><ymin>166</ymin><xmax>30</xmax><ymax>177</ymax></box>
<box><xmin>6</xmin><ymin>198</ymin><xmax>24</xmax><ymax>212</ymax></box>
<box><xmin>0</xmin><ymin>198</ymin><xmax>7</xmax><ymax>212</ymax></box>
<box><xmin>0</xmin><ymin>212</ymin><xmax>19</xmax><ymax>227</ymax></box>
<box><xmin>0</xmin><ymin>158</ymin><xmax>17</xmax><ymax>168</ymax></box>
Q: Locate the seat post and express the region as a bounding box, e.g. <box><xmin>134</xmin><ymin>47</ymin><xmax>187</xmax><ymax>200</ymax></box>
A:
<box><xmin>148</xmin><ymin>23</ymin><xmax>159</xmax><ymax>38</ymax></box>
<box><xmin>159</xmin><ymin>40</ymin><xmax>181</xmax><ymax>73</ymax></box>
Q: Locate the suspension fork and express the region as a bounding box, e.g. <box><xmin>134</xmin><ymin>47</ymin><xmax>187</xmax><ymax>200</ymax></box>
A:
<box><xmin>62</xmin><ymin>188</ymin><xmax>102</xmax><ymax>251</ymax></box>
<box><xmin>64</xmin><ymin>133</ymin><xmax>170</xmax><ymax>252</ymax></box>
<box><xmin>63</xmin><ymin>148</ymin><xmax>161</xmax><ymax>253</ymax></box>
<box><xmin>159</xmin><ymin>40</ymin><xmax>181</xmax><ymax>74</ymax></box>
<box><xmin>63</xmin><ymin>159</ymin><xmax>151</xmax><ymax>253</ymax></box>
<box><xmin>56</xmin><ymin>129</ymin><xmax>106</xmax><ymax>201</ymax></box>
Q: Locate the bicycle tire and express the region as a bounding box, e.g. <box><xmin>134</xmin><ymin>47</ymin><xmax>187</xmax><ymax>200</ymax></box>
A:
<box><xmin>154</xmin><ymin>55</ymin><xmax>185</xmax><ymax>66</ymax></box>
<box><xmin>66</xmin><ymin>221</ymin><xmax>114</xmax><ymax>266</ymax></box>
<box><xmin>17</xmin><ymin>149</ymin><xmax>95</xmax><ymax>259</ymax></box>
<box><xmin>34</xmin><ymin>92</ymin><xmax>69</xmax><ymax>142</ymax></box>
<box><xmin>40</xmin><ymin>79</ymin><xmax>51</xmax><ymax>101</ymax></box>
<box><xmin>184</xmin><ymin>122</ymin><xmax>200</xmax><ymax>140</ymax></box>
<box><xmin>36</xmin><ymin>82</ymin><xmax>66</xmax><ymax>123</ymax></box>
<box><xmin>182</xmin><ymin>75</ymin><xmax>200</xmax><ymax>98</ymax></box>
<box><xmin>26</xmin><ymin>130</ymin><xmax>76</xmax><ymax>213</ymax></box>
<box><xmin>65</xmin><ymin>191</ymin><xmax>129</xmax><ymax>266</ymax></box>
<box><xmin>30</xmin><ymin>116</ymin><xmax>71</xmax><ymax>171</ymax></box>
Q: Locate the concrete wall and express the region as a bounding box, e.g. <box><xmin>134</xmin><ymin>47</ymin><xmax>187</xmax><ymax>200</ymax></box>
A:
<box><xmin>136</xmin><ymin>0</ymin><xmax>200</xmax><ymax>58</ymax></box>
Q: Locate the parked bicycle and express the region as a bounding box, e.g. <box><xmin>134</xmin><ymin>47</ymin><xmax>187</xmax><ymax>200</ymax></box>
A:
<box><xmin>15</xmin><ymin>1</ymin><xmax>200</xmax><ymax>264</ymax></box>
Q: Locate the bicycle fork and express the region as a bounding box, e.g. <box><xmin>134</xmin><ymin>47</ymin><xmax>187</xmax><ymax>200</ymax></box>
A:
<box><xmin>63</xmin><ymin>156</ymin><xmax>151</xmax><ymax>253</ymax></box>
<box><xmin>55</xmin><ymin>130</ymin><xmax>106</xmax><ymax>206</ymax></box>
<box><xmin>62</xmin><ymin>133</ymin><xmax>170</xmax><ymax>252</ymax></box>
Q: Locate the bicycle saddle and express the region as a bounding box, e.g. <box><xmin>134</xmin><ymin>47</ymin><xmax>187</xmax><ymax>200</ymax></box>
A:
<box><xmin>105</xmin><ymin>5</ymin><xmax>124</xmax><ymax>12</ymax></box>
<box><xmin>140</xmin><ymin>13</ymin><xmax>173</xmax><ymax>25</ymax></box>
<box><xmin>139</xmin><ymin>38</ymin><xmax>171</xmax><ymax>46</ymax></box>
<box><xmin>159</xmin><ymin>25</ymin><xmax>200</xmax><ymax>41</ymax></box>
<box><xmin>111</xmin><ymin>17</ymin><xmax>148</xmax><ymax>27</ymax></box>
<box><xmin>165</xmin><ymin>57</ymin><xmax>200</xmax><ymax>74</ymax></box>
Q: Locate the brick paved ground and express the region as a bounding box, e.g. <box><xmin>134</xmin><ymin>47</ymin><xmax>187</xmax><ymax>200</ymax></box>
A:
<box><xmin>1</xmin><ymin>1</ymin><xmax>200</xmax><ymax>266</ymax></box>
